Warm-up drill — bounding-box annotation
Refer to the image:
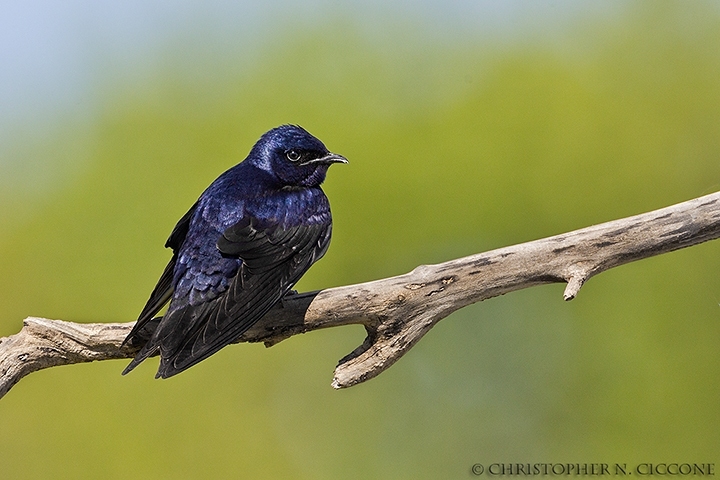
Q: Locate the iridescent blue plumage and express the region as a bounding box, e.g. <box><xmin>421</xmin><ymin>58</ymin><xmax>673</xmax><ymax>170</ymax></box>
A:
<box><xmin>122</xmin><ymin>125</ymin><xmax>346</xmax><ymax>378</ymax></box>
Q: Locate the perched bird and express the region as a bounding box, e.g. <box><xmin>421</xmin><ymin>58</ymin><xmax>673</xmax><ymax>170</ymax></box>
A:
<box><xmin>122</xmin><ymin>125</ymin><xmax>346</xmax><ymax>378</ymax></box>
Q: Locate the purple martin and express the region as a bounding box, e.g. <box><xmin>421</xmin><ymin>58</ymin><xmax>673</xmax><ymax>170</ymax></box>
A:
<box><xmin>122</xmin><ymin>125</ymin><xmax>346</xmax><ymax>378</ymax></box>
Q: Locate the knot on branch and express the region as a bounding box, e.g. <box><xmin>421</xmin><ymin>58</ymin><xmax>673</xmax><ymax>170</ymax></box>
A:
<box><xmin>562</xmin><ymin>264</ymin><xmax>593</xmax><ymax>301</ymax></box>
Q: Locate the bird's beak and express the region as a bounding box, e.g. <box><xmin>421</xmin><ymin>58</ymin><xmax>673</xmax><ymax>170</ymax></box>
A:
<box><xmin>301</xmin><ymin>153</ymin><xmax>348</xmax><ymax>166</ymax></box>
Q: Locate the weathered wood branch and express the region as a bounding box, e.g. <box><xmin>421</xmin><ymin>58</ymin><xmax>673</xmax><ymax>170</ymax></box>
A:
<box><xmin>2</xmin><ymin>191</ymin><xmax>719</xmax><ymax>399</ymax></box>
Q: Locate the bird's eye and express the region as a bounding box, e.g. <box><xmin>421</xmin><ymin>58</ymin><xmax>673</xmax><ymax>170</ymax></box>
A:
<box><xmin>286</xmin><ymin>150</ymin><xmax>301</xmax><ymax>162</ymax></box>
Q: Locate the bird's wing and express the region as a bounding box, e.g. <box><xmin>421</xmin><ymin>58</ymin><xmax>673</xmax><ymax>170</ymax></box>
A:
<box><xmin>165</xmin><ymin>201</ymin><xmax>198</xmax><ymax>250</ymax></box>
<box><xmin>155</xmin><ymin>216</ymin><xmax>332</xmax><ymax>378</ymax></box>
<box><xmin>122</xmin><ymin>202</ymin><xmax>198</xmax><ymax>346</ymax></box>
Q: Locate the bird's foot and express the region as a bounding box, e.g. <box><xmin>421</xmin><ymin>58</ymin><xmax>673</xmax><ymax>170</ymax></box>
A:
<box><xmin>280</xmin><ymin>289</ymin><xmax>299</xmax><ymax>308</ymax></box>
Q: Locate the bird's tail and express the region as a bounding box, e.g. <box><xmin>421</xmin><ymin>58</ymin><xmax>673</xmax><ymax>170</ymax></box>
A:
<box><xmin>121</xmin><ymin>341</ymin><xmax>160</xmax><ymax>375</ymax></box>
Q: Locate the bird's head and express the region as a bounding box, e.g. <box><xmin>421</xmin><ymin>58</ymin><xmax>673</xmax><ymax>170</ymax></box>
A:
<box><xmin>248</xmin><ymin>125</ymin><xmax>347</xmax><ymax>187</ymax></box>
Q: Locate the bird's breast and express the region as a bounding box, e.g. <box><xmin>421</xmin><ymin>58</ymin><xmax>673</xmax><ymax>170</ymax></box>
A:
<box><xmin>247</xmin><ymin>187</ymin><xmax>331</xmax><ymax>228</ymax></box>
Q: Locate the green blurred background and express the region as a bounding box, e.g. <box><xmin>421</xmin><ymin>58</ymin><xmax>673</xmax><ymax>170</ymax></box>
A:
<box><xmin>1</xmin><ymin>1</ymin><xmax>719</xmax><ymax>478</ymax></box>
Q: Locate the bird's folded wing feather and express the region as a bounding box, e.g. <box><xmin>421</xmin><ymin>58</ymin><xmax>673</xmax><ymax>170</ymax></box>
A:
<box><xmin>123</xmin><ymin>202</ymin><xmax>198</xmax><ymax>345</ymax></box>
<box><xmin>156</xmin><ymin>217</ymin><xmax>331</xmax><ymax>377</ymax></box>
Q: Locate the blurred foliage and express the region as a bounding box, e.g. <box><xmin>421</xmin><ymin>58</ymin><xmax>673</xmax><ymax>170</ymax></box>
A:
<box><xmin>1</xmin><ymin>3</ymin><xmax>720</xmax><ymax>479</ymax></box>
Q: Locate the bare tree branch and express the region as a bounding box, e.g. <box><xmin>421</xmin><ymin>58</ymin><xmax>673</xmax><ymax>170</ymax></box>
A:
<box><xmin>2</xmin><ymin>191</ymin><xmax>719</xmax><ymax>399</ymax></box>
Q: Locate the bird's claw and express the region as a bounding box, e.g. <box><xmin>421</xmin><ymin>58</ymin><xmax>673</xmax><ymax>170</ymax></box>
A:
<box><xmin>280</xmin><ymin>290</ymin><xmax>299</xmax><ymax>308</ymax></box>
